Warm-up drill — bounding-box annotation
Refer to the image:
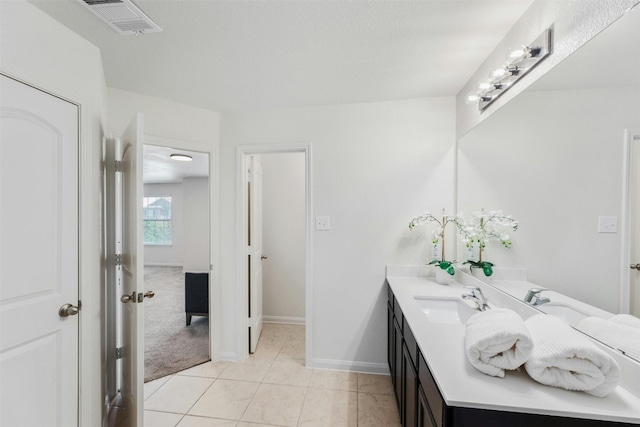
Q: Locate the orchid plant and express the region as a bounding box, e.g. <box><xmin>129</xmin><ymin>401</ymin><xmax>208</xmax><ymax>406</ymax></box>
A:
<box><xmin>409</xmin><ymin>210</ymin><xmax>465</xmax><ymax>276</ymax></box>
<box><xmin>457</xmin><ymin>209</ymin><xmax>518</xmax><ymax>276</ymax></box>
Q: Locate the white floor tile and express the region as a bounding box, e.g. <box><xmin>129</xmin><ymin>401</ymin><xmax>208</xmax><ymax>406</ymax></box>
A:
<box><xmin>144</xmin><ymin>375</ymin><xmax>214</xmax><ymax>414</ymax></box>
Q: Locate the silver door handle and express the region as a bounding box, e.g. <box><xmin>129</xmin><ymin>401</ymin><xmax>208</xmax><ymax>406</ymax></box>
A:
<box><xmin>261</xmin><ymin>255</ymin><xmax>268</xmax><ymax>260</ymax></box>
<box><xmin>631</xmin><ymin>264</ymin><xmax>640</xmax><ymax>270</ymax></box>
<box><xmin>121</xmin><ymin>292</ymin><xmax>136</xmax><ymax>303</ymax></box>
<box><xmin>59</xmin><ymin>303</ymin><xmax>80</xmax><ymax>317</ymax></box>
<box><xmin>136</xmin><ymin>290</ymin><xmax>156</xmax><ymax>303</ymax></box>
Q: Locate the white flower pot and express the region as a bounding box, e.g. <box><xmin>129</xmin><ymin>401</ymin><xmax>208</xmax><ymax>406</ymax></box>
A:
<box><xmin>434</xmin><ymin>266</ymin><xmax>454</xmax><ymax>285</ymax></box>
<box><xmin>470</xmin><ymin>267</ymin><xmax>489</xmax><ymax>280</ymax></box>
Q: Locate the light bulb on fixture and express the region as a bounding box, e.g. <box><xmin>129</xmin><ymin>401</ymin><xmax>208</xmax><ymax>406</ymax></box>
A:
<box><xmin>464</xmin><ymin>92</ymin><xmax>481</xmax><ymax>105</ymax></box>
<box><xmin>464</xmin><ymin>92</ymin><xmax>491</xmax><ymax>105</ymax></box>
<box><xmin>170</xmin><ymin>154</ymin><xmax>193</xmax><ymax>162</ymax></box>
<box><xmin>506</xmin><ymin>44</ymin><xmax>542</xmax><ymax>65</ymax></box>
<box><xmin>477</xmin><ymin>81</ymin><xmax>493</xmax><ymax>93</ymax></box>
<box><xmin>506</xmin><ymin>46</ymin><xmax>529</xmax><ymax>65</ymax></box>
<box><xmin>488</xmin><ymin>65</ymin><xmax>519</xmax><ymax>83</ymax></box>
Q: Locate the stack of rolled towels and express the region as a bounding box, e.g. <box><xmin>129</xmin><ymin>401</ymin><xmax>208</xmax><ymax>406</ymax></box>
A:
<box><xmin>464</xmin><ymin>310</ymin><xmax>621</xmax><ymax>397</ymax></box>
<box><xmin>578</xmin><ymin>314</ymin><xmax>640</xmax><ymax>361</ymax></box>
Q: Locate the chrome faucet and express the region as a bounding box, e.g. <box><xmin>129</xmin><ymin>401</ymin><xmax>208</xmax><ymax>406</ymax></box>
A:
<box><xmin>524</xmin><ymin>288</ymin><xmax>550</xmax><ymax>306</ymax></box>
<box><xmin>462</xmin><ymin>286</ymin><xmax>489</xmax><ymax>311</ymax></box>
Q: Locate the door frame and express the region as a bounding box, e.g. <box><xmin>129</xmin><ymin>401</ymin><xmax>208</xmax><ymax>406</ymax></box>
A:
<box><xmin>622</xmin><ymin>129</ymin><xmax>640</xmax><ymax>313</ymax></box>
<box><xmin>236</xmin><ymin>144</ymin><xmax>313</xmax><ymax>364</ymax></box>
<box><xmin>141</xmin><ymin>134</ymin><xmax>221</xmax><ymax>361</ymax></box>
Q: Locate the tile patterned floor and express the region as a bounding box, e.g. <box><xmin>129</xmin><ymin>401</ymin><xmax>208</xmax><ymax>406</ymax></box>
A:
<box><xmin>144</xmin><ymin>323</ymin><xmax>400</xmax><ymax>427</ymax></box>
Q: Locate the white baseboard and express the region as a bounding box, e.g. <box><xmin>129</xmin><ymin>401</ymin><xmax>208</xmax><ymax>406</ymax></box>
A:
<box><xmin>217</xmin><ymin>351</ymin><xmax>240</xmax><ymax>362</ymax></box>
<box><xmin>144</xmin><ymin>263</ymin><xmax>183</xmax><ymax>268</ymax></box>
<box><xmin>263</xmin><ymin>315</ymin><xmax>305</xmax><ymax>325</ymax></box>
<box><xmin>310</xmin><ymin>358</ymin><xmax>390</xmax><ymax>375</ymax></box>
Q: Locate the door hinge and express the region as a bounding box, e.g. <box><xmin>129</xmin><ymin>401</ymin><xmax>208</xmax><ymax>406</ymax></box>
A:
<box><xmin>115</xmin><ymin>347</ymin><xmax>124</xmax><ymax>360</ymax></box>
<box><xmin>114</xmin><ymin>253</ymin><xmax>122</xmax><ymax>266</ymax></box>
<box><xmin>247</xmin><ymin>168</ymin><xmax>253</xmax><ymax>182</ymax></box>
<box><xmin>114</xmin><ymin>160</ymin><xmax>124</xmax><ymax>172</ymax></box>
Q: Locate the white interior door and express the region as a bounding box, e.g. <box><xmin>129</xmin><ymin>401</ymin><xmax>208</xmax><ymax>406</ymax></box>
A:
<box><xmin>119</xmin><ymin>113</ymin><xmax>145</xmax><ymax>426</ymax></box>
<box><xmin>630</xmin><ymin>133</ymin><xmax>640</xmax><ymax>316</ymax></box>
<box><xmin>0</xmin><ymin>74</ymin><xmax>79</xmax><ymax>426</ymax></box>
<box><xmin>248</xmin><ymin>155</ymin><xmax>264</xmax><ymax>353</ymax></box>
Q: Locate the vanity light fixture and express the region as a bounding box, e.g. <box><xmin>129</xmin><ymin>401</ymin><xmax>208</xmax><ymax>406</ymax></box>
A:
<box><xmin>465</xmin><ymin>28</ymin><xmax>552</xmax><ymax>111</ymax></box>
<box><xmin>170</xmin><ymin>154</ymin><xmax>193</xmax><ymax>162</ymax></box>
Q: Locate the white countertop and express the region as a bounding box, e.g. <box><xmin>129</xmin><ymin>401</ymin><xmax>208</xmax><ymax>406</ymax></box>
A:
<box><xmin>387</xmin><ymin>268</ymin><xmax>640</xmax><ymax>424</ymax></box>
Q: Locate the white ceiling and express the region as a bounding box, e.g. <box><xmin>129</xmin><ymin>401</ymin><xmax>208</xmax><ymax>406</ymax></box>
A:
<box><xmin>30</xmin><ymin>0</ymin><xmax>534</xmax><ymax>113</ymax></box>
<box><xmin>143</xmin><ymin>145</ymin><xmax>209</xmax><ymax>184</ymax></box>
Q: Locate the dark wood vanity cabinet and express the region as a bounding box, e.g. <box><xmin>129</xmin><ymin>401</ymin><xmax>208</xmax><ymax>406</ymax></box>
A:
<box><xmin>387</xmin><ymin>283</ymin><xmax>449</xmax><ymax>427</ymax></box>
<box><xmin>402</xmin><ymin>340</ymin><xmax>418</xmax><ymax>427</ymax></box>
<box><xmin>388</xmin><ymin>296</ymin><xmax>403</xmax><ymax>408</ymax></box>
<box><xmin>386</xmin><ymin>283</ymin><xmax>636</xmax><ymax>427</ymax></box>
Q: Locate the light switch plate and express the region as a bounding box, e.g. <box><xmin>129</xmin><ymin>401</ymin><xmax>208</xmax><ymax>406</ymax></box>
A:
<box><xmin>315</xmin><ymin>216</ymin><xmax>330</xmax><ymax>231</ymax></box>
<box><xmin>598</xmin><ymin>216</ymin><xmax>617</xmax><ymax>233</ymax></box>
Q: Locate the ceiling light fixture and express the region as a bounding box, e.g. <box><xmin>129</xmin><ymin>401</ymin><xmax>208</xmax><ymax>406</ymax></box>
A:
<box><xmin>465</xmin><ymin>28</ymin><xmax>552</xmax><ymax>112</ymax></box>
<box><xmin>170</xmin><ymin>154</ymin><xmax>193</xmax><ymax>162</ymax></box>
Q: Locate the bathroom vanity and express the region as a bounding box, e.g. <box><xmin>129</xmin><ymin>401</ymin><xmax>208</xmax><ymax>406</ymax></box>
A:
<box><xmin>387</xmin><ymin>268</ymin><xmax>640</xmax><ymax>427</ymax></box>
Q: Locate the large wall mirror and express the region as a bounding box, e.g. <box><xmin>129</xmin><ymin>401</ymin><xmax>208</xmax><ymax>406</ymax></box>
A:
<box><xmin>457</xmin><ymin>8</ymin><xmax>640</xmax><ymax>361</ymax></box>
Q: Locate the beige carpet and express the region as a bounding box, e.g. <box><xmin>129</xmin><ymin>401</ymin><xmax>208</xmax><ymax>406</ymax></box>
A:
<box><xmin>144</xmin><ymin>266</ymin><xmax>209</xmax><ymax>382</ymax></box>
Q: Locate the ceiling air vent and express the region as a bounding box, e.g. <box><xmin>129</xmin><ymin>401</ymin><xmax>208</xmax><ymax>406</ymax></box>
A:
<box><xmin>77</xmin><ymin>0</ymin><xmax>162</xmax><ymax>35</ymax></box>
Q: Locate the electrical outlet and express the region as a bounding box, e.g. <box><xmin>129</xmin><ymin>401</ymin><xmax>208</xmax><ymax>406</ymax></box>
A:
<box><xmin>598</xmin><ymin>216</ymin><xmax>617</xmax><ymax>233</ymax></box>
<box><xmin>315</xmin><ymin>216</ymin><xmax>330</xmax><ymax>231</ymax></box>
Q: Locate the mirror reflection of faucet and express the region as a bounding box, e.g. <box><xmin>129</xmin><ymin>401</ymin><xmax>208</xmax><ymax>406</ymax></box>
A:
<box><xmin>462</xmin><ymin>286</ymin><xmax>490</xmax><ymax>311</ymax></box>
<box><xmin>524</xmin><ymin>288</ymin><xmax>550</xmax><ymax>306</ymax></box>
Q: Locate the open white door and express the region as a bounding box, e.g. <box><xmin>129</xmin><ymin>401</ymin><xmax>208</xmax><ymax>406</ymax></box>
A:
<box><xmin>0</xmin><ymin>75</ymin><xmax>79</xmax><ymax>426</ymax></box>
<box><xmin>118</xmin><ymin>113</ymin><xmax>146</xmax><ymax>426</ymax></box>
<box><xmin>248</xmin><ymin>155</ymin><xmax>264</xmax><ymax>353</ymax></box>
<box><xmin>629</xmin><ymin>132</ymin><xmax>640</xmax><ymax>316</ymax></box>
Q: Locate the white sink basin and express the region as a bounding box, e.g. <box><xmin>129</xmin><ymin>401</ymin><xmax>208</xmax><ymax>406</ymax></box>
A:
<box><xmin>413</xmin><ymin>296</ymin><xmax>478</xmax><ymax>324</ymax></box>
<box><xmin>539</xmin><ymin>302</ymin><xmax>590</xmax><ymax>326</ymax></box>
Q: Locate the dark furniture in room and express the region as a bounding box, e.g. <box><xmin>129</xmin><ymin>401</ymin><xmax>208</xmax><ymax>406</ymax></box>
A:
<box><xmin>185</xmin><ymin>272</ymin><xmax>209</xmax><ymax>326</ymax></box>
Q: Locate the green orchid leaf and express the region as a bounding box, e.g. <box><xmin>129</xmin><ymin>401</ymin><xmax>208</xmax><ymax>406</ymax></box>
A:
<box><xmin>439</xmin><ymin>261</ymin><xmax>452</xmax><ymax>269</ymax></box>
<box><xmin>428</xmin><ymin>260</ymin><xmax>439</xmax><ymax>265</ymax></box>
<box><xmin>446</xmin><ymin>265</ymin><xmax>455</xmax><ymax>275</ymax></box>
<box><xmin>482</xmin><ymin>265</ymin><xmax>493</xmax><ymax>276</ymax></box>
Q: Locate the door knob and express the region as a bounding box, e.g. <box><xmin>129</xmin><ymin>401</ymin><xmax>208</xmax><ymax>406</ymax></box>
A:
<box><xmin>136</xmin><ymin>290</ymin><xmax>156</xmax><ymax>303</ymax></box>
<box><xmin>121</xmin><ymin>292</ymin><xmax>136</xmax><ymax>303</ymax></box>
<box><xmin>261</xmin><ymin>255</ymin><xmax>268</xmax><ymax>260</ymax></box>
<box><xmin>59</xmin><ymin>303</ymin><xmax>80</xmax><ymax>317</ymax></box>
<box><xmin>631</xmin><ymin>264</ymin><xmax>640</xmax><ymax>270</ymax></box>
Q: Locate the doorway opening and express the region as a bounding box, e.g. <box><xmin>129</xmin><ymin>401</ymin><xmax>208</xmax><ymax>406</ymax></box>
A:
<box><xmin>142</xmin><ymin>144</ymin><xmax>212</xmax><ymax>381</ymax></box>
<box><xmin>237</xmin><ymin>145</ymin><xmax>312</xmax><ymax>364</ymax></box>
<box><xmin>623</xmin><ymin>131</ymin><xmax>640</xmax><ymax>316</ymax></box>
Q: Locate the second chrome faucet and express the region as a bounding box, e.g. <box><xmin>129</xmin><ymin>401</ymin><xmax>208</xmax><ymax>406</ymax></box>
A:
<box><xmin>524</xmin><ymin>287</ymin><xmax>550</xmax><ymax>306</ymax></box>
<box><xmin>462</xmin><ymin>286</ymin><xmax>490</xmax><ymax>311</ymax></box>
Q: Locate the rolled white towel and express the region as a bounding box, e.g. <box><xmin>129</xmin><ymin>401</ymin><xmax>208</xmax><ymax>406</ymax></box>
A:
<box><xmin>464</xmin><ymin>308</ymin><xmax>533</xmax><ymax>378</ymax></box>
<box><xmin>578</xmin><ymin>316</ymin><xmax>640</xmax><ymax>361</ymax></box>
<box><xmin>609</xmin><ymin>313</ymin><xmax>640</xmax><ymax>329</ymax></box>
<box><xmin>524</xmin><ymin>314</ymin><xmax>620</xmax><ymax>397</ymax></box>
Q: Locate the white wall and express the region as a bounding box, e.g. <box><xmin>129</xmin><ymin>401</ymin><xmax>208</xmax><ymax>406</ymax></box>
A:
<box><xmin>458</xmin><ymin>86</ymin><xmax>639</xmax><ymax>313</ymax></box>
<box><xmin>183</xmin><ymin>177</ymin><xmax>210</xmax><ymax>272</ymax></box>
<box><xmin>0</xmin><ymin>1</ymin><xmax>107</xmax><ymax>425</ymax></box>
<box><xmin>261</xmin><ymin>153</ymin><xmax>306</xmax><ymax>322</ymax></box>
<box><xmin>456</xmin><ymin>0</ymin><xmax>638</xmax><ymax>137</ymax></box>
<box><xmin>221</xmin><ymin>97</ymin><xmax>456</xmax><ymax>369</ymax></box>
<box><xmin>108</xmin><ymin>88</ymin><xmax>221</xmax><ymax>148</ymax></box>
<box><xmin>144</xmin><ymin>183</ymin><xmax>184</xmax><ymax>267</ymax></box>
